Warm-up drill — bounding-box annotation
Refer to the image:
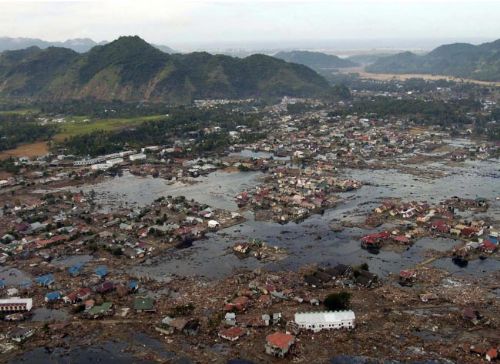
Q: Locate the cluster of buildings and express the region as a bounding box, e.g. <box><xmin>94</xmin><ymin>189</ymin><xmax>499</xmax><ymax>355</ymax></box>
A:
<box><xmin>236</xmin><ymin>164</ymin><xmax>361</xmax><ymax>223</ymax></box>
<box><xmin>361</xmin><ymin>198</ymin><xmax>498</xmax><ymax>260</ymax></box>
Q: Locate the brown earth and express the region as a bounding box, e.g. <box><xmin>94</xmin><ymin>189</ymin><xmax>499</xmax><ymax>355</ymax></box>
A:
<box><xmin>0</xmin><ymin>142</ymin><xmax>49</xmax><ymax>160</ymax></box>
<box><xmin>339</xmin><ymin>67</ymin><xmax>500</xmax><ymax>87</ymax></box>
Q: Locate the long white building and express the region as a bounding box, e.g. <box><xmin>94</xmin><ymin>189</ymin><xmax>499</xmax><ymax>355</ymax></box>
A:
<box><xmin>0</xmin><ymin>298</ymin><xmax>33</xmax><ymax>312</ymax></box>
<box><xmin>294</xmin><ymin>310</ymin><xmax>355</xmax><ymax>332</ymax></box>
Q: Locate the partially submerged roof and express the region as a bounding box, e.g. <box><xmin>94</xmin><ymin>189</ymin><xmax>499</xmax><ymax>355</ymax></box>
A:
<box><xmin>133</xmin><ymin>296</ymin><xmax>155</xmax><ymax>311</ymax></box>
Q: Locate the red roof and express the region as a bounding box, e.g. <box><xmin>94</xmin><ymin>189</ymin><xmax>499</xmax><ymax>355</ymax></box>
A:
<box><xmin>486</xmin><ymin>348</ymin><xmax>498</xmax><ymax>360</ymax></box>
<box><xmin>399</xmin><ymin>270</ymin><xmax>416</xmax><ymax>279</ymax></box>
<box><xmin>461</xmin><ymin>227</ymin><xmax>477</xmax><ymax>237</ymax></box>
<box><xmin>361</xmin><ymin>231</ymin><xmax>390</xmax><ymax>244</ymax></box>
<box><xmin>266</xmin><ymin>332</ymin><xmax>295</xmax><ymax>350</ymax></box>
<box><xmin>481</xmin><ymin>240</ymin><xmax>497</xmax><ymax>252</ymax></box>
<box><xmin>219</xmin><ymin>326</ymin><xmax>246</xmax><ymax>340</ymax></box>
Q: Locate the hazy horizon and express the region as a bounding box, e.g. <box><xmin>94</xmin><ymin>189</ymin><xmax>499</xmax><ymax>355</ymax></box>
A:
<box><xmin>0</xmin><ymin>35</ymin><xmax>497</xmax><ymax>55</ymax></box>
<box><xmin>1</xmin><ymin>0</ymin><xmax>499</xmax><ymax>53</ymax></box>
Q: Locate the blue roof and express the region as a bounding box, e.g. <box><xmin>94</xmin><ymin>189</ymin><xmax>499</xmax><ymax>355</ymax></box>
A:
<box><xmin>35</xmin><ymin>273</ymin><xmax>54</xmax><ymax>286</ymax></box>
<box><xmin>19</xmin><ymin>280</ymin><xmax>32</xmax><ymax>288</ymax></box>
<box><xmin>0</xmin><ymin>279</ymin><xmax>5</xmax><ymax>288</ymax></box>
<box><xmin>45</xmin><ymin>291</ymin><xmax>61</xmax><ymax>301</ymax></box>
<box><xmin>68</xmin><ymin>263</ymin><xmax>84</xmax><ymax>276</ymax></box>
<box><xmin>95</xmin><ymin>266</ymin><xmax>108</xmax><ymax>278</ymax></box>
<box><xmin>128</xmin><ymin>280</ymin><xmax>138</xmax><ymax>290</ymax></box>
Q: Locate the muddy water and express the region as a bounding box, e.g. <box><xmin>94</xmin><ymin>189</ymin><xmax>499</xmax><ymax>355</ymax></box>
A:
<box><xmin>229</xmin><ymin>149</ymin><xmax>290</xmax><ymax>161</ymax></box>
<box><xmin>10</xmin><ymin>334</ymin><xmax>189</xmax><ymax>364</ymax></box>
<box><xmin>0</xmin><ymin>267</ymin><xmax>32</xmax><ymax>287</ymax></box>
<box><xmin>52</xmin><ymin>255</ymin><xmax>93</xmax><ymax>268</ymax></box>
<box><xmin>135</xmin><ymin>161</ymin><xmax>499</xmax><ymax>280</ymax></box>
<box><xmin>75</xmin><ymin>170</ymin><xmax>261</xmax><ymax>212</ymax></box>
<box><xmin>78</xmin><ymin>158</ymin><xmax>498</xmax><ymax>280</ymax></box>
<box><xmin>31</xmin><ymin>308</ymin><xmax>69</xmax><ymax>322</ymax></box>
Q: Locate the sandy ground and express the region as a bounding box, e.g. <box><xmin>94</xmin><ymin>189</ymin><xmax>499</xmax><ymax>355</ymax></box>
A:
<box><xmin>0</xmin><ymin>141</ymin><xmax>49</xmax><ymax>160</ymax></box>
<box><xmin>339</xmin><ymin>67</ymin><xmax>500</xmax><ymax>87</ymax></box>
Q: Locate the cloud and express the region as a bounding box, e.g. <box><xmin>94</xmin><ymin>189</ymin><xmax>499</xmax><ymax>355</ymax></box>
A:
<box><xmin>0</xmin><ymin>0</ymin><xmax>498</xmax><ymax>47</ymax></box>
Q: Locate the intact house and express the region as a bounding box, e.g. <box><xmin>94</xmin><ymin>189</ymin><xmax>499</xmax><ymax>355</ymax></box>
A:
<box><xmin>265</xmin><ymin>332</ymin><xmax>296</xmax><ymax>358</ymax></box>
<box><xmin>294</xmin><ymin>310</ymin><xmax>355</xmax><ymax>332</ymax></box>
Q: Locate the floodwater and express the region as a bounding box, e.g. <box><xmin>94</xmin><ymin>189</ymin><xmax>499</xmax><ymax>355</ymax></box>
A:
<box><xmin>75</xmin><ymin>170</ymin><xmax>261</xmax><ymax>212</ymax></box>
<box><xmin>31</xmin><ymin>308</ymin><xmax>69</xmax><ymax>322</ymax></box>
<box><xmin>10</xmin><ymin>341</ymin><xmax>152</xmax><ymax>364</ymax></box>
<box><xmin>77</xmin><ymin>157</ymin><xmax>499</xmax><ymax>280</ymax></box>
<box><xmin>229</xmin><ymin>149</ymin><xmax>290</xmax><ymax>161</ymax></box>
<box><xmin>0</xmin><ymin>267</ymin><xmax>32</xmax><ymax>287</ymax></box>
<box><xmin>10</xmin><ymin>334</ymin><xmax>191</xmax><ymax>364</ymax></box>
<box><xmin>52</xmin><ymin>255</ymin><xmax>93</xmax><ymax>268</ymax></box>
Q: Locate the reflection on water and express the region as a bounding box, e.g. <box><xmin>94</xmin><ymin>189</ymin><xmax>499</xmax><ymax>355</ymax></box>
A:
<box><xmin>76</xmin><ymin>170</ymin><xmax>261</xmax><ymax>212</ymax></box>
<box><xmin>67</xmin><ymin>158</ymin><xmax>499</xmax><ymax>280</ymax></box>
<box><xmin>133</xmin><ymin>160</ymin><xmax>499</xmax><ymax>280</ymax></box>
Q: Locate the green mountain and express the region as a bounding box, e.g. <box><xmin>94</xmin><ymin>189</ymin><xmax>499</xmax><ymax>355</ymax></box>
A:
<box><xmin>274</xmin><ymin>50</ymin><xmax>357</xmax><ymax>71</ymax></box>
<box><xmin>366</xmin><ymin>39</ymin><xmax>500</xmax><ymax>81</ymax></box>
<box><xmin>0</xmin><ymin>36</ymin><xmax>334</xmax><ymax>103</ymax></box>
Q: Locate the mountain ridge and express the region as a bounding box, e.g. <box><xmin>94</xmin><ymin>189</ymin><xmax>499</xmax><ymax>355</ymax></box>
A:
<box><xmin>366</xmin><ymin>39</ymin><xmax>500</xmax><ymax>81</ymax></box>
<box><xmin>274</xmin><ymin>50</ymin><xmax>358</xmax><ymax>71</ymax></box>
<box><xmin>0</xmin><ymin>36</ymin><xmax>335</xmax><ymax>104</ymax></box>
<box><xmin>0</xmin><ymin>36</ymin><xmax>175</xmax><ymax>54</ymax></box>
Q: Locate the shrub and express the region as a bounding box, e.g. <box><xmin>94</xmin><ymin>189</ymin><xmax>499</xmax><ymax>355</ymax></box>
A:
<box><xmin>324</xmin><ymin>291</ymin><xmax>351</xmax><ymax>311</ymax></box>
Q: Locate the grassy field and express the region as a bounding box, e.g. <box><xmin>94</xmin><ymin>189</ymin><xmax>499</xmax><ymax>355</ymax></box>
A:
<box><xmin>0</xmin><ymin>114</ymin><xmax>167</xmax><ymax>158</ymax></box>
<box><xmin>0</xmin><ymin>108</ymin><xmax>40</xmax><ymax>115</ymax></box>
<box><xmin>53</xmin><ymin>114</ymin><xmax>168</xmax><ymax>141</ymax></box>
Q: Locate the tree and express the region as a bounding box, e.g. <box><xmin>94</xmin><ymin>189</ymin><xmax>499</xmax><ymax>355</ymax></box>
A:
<box><xmin>324</xmin><ymin>291</ymin><xmax>351</xmax><ymax>311</ymax></box>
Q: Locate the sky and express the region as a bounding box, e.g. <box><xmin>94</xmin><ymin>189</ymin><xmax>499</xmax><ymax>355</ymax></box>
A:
<box><xmin>0</xmin><ymin>0</ymin><xmax>499</xmax><ymax>51</ymax></box>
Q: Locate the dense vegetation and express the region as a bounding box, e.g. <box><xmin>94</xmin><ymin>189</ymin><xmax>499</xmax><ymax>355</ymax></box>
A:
<box><xmin>37</xmin><ymin>99</ymin><xmax>172</xmax><ymax>118</ymax></box>
<box><xmin>0</xmin><ymin>36</ymin><xmax>334</xmax><ymax>104</ymax></box>
<box><xmin>367</xmin><ymin>39</ymin><xmax>500</xmax><ymax>81</ymax></box>
<box><xmin>274</xmin><ymin>50</ymin><xmax>357</xmax><ymax>71</ymax></box>
<box><xmin>0</xmin><ymin>113</ymin><xmax>56</xmax><ymax>151</ymax></box>
<box><xmin>324</xmin><ymin>291</ymin><xmax>351</xmax><ymax>311</ymax></box>
<box><xmin>340</xmin><ymin>97</ymin><xmax>482</xmax><ymax>126</ymax></box>
<box><xmin>59</xmin><ymin>106</ymin><xmax>265</xmax><ymax>156</ymax></box>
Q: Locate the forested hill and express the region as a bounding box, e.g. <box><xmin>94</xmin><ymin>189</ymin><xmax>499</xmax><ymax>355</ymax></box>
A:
<box><xmin>366</xmin><ymin>39</ymin><xmax>500</xmax><ymax>81</ymax></box>
<box><xmin>0</xmin><ymin>36</ymin><xmax>335</xmax><ymax>104</ymax></box>
<box><xmin>274</xmin><ymin>50</ymin><xmax>357</xmax><ymax>71</ymax></box>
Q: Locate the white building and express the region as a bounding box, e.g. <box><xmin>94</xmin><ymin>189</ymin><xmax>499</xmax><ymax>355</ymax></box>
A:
<box><xmin>129</xmin><ymin>153</ymin><xmax>147</xmax><ymax>162</ymax></box>
<box><xmin>106</xmin><ymin>157</ymin><xmax>124</xmax><ymax>166</ymax></box>
<box><xmin>294</xmin><ymin>310</ymin><xmax>355</xmax><ymax>332</ymax></box>
<box><xmin>208</xmin><ymin>220</ymin><xmax>220</xmax><ymax>229</ymax></box>
<box><xmin>0</xmin><ymin>298</ymin><xmax>33</xmax><ymax>312</ymax></box>
<box><xmin>91</xmin><ymin>163</ymin><xmax>111</xmax><ymax>171</ymax></box>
